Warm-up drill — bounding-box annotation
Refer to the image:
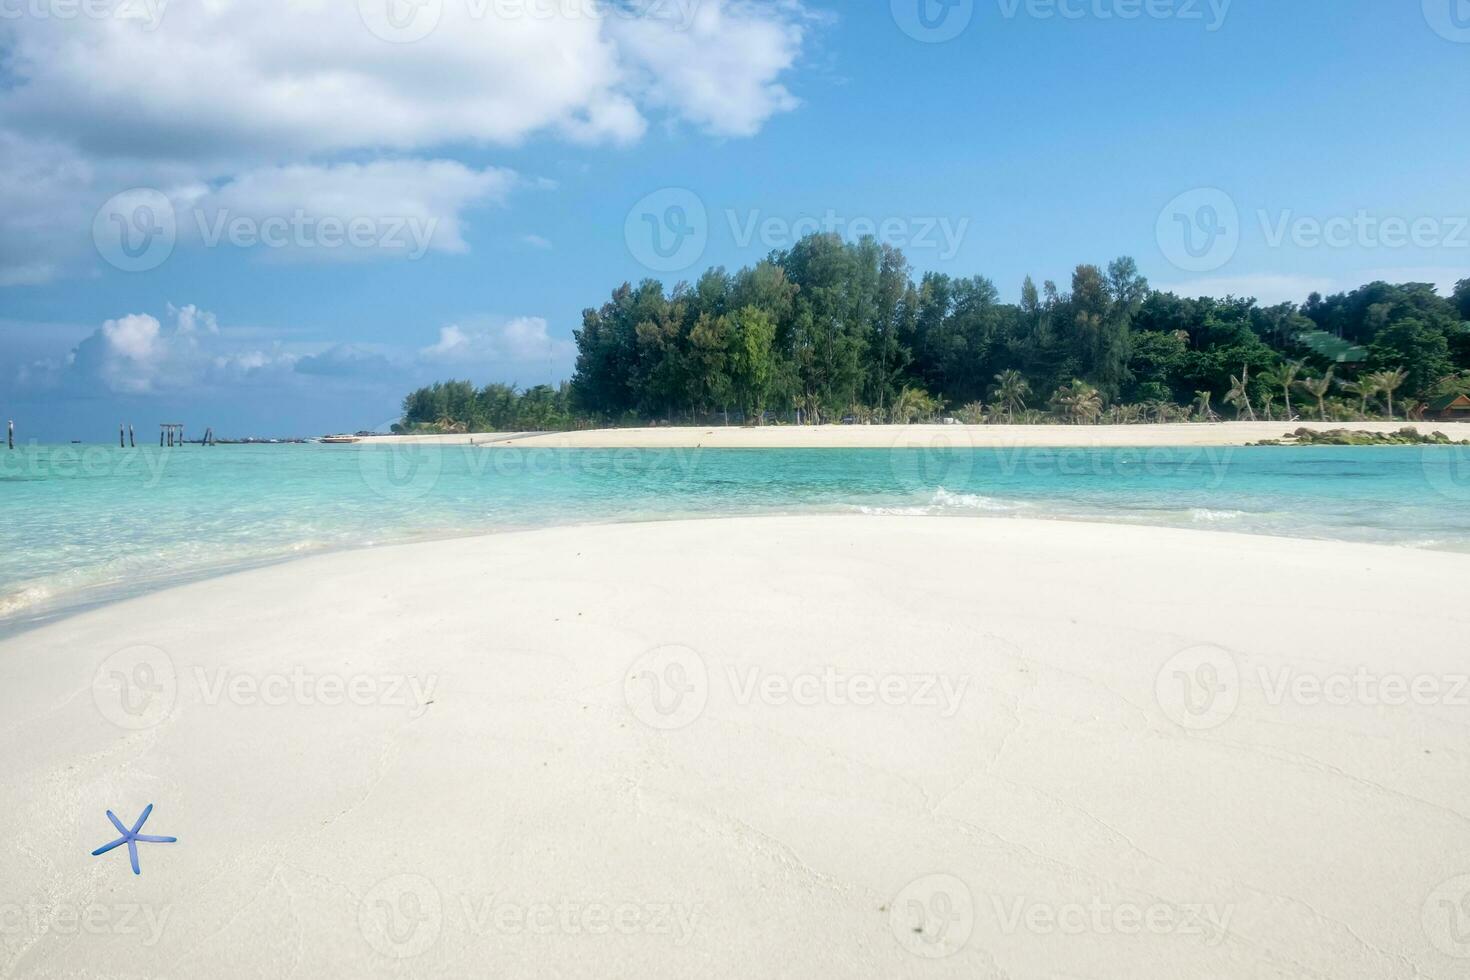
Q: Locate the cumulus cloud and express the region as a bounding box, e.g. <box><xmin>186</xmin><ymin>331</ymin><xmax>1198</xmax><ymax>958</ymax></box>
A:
<box><xmin>0</xmin><ymin>0</ymin><xmax>811</xmax><ymax>283</ymax></box>
<box><xmin>419</xmin><ymin>316</ymin><xmax>576</xmax><ymax>368</ymax></box>
<box><xmin>607</xmin><ymin>0</ymin><xmax>804</xmax><ymax>137</ymax></box>
<box><xmin>14</xmin><ymin>305</ymin><xmax>577</xmax><ymax>404</ymax></box>
<box><xmin>58</xmin><ymin>304</ymin><xmax>291</xmax><ymax>394</ymax></box>
<box><xmin>176</xmin><ymin>160</ymin><xmax>517</xmax><ymax>260</ymax></box>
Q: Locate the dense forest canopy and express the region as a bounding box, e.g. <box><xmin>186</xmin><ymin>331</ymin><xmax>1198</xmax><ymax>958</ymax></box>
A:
<box><xmin>401</xmin><ymin>234</ymin><xmax>1470</xmax><ymax>432</ymax></box>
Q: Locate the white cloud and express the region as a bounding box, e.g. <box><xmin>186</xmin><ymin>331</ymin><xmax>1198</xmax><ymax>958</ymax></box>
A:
<box><xmin>49</xmin><ymin>304</ymin><xmax>293</xmax><ymax>395</ymax></box>
<box><xmin>419</xmin><ymin>316</ymin><xmax>575</xmax><ymax>366</ymax></box>
<box><xmin>3</xmin><ymin>1</ymin><xmax>633</xmax><ymax>158</ymax></box>
<box><xmin>177</xmin><ymin>160</ymin><xmax>517</xmax><ymax>260</ymax></box>
<box><xmin>0</xmin><ymin>0</ymin><xmax>810</xmax><ymax>284</ymax></box>
<box><xmin>17</xmin><ymin>305</ymin><xmax>575</xmax><ymax>400</ymax></box>
<box><xmin>607</xmin><ymin>0</ymin><xmax>805</xmax><ymax>137</ymax></box>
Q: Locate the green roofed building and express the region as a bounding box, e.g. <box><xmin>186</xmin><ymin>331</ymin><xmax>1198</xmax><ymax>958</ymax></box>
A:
<box><xmin>1426</xmin><ymin>393</ymin><xmax>1470</xmax><ymax>421</ymax></box>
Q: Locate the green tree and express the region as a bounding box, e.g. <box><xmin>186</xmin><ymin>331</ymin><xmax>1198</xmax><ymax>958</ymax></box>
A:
<box><xmin>1298</xmin><ymin>369</ymin><xmax>1335</xmax><ymax>420</ymax></box>
<box><xmin>1223</xmin><ymin>364</ymin><xmax>1256</xmax><ymax>420</ymax></box>
<box><xmin>1049</xmin><ymin>380</ymin><xmax>1103</xmax><ymax>423</ymax></box>
<box><xmin>1338</xmin><ymin>376</ymin><xmax>1377</xmax><ymax>417</ymax></box>
<box><xmin>687</xmin><ymin>312</ymin><xmax>734</xmax><ymax>420</ymax></box>
<box><xmin>989</xmin><ymin>369</ymin><xmax>1030</xmax><ymax>423</ymax></box>
<box><xmin>1368</xmin><ymin>367</ymin><xmax>1408</xmax><ymax>419</ymax></box>
<box><xmin>1192</xmin><ymin>390</ymin><xmax>1218</xmax><ymax>422</ymax></box>
<box><xmin>728</xmin><ymin>306</ymin><xmax>778</xmax><ymax>423</ymax></box>
<box><xmin>1368</xmin><ymin>318</ymin><xmax>1453</xmax><ymax>402</ymax></box>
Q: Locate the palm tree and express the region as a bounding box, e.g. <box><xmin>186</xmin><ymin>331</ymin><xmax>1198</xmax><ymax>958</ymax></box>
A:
<box><xmin>1223</xmin><ymin>364</ymin><xmax>1256</xmax><ymax>420</ymax></box>
<box><xmin>1259</xmin><ymin>388</ymin><xmax>1277</xmax><ymax>421</ymax></box>
<box><xmin>1369</xmin><ymin>367</ymin><xmax>1408</xmax><ymax>419</ymax></box>
<box><xmin>1144</xmin><ymin>399</ymin><xmax>1183</xmax><ymax>424</ymax></box>
<box><xmin>955</xmin><ymin>402</ymin><xmax>986</xmax><ymax>425</ymax></box>
<box><xmin>1297</xmin><ymin>368</ymin><xmax>1335</xmax><ymax>420</ymax></box>
<box><xmin>1339</xmin><ymin>376</ymin><xmax>1378</xmax><ymax>418</ymax></box>
<box><xmin>989</xmin><ymin>370</ymin><xmax>1030</xmax><ymax>423</ymax></box>
<box><xmin>1280</xmin><ymin>359</ymin><xmax>1303</xmax><ymax>420</ymax></box>
<box><xmin>891</xmin><ymin>386</ymin><xmax>943</xmax><ymax>425</ymax></box>
<box><xmin>1192</xmin><ymin>390</ymin><xmax>1219</xmax><ymax>422</ymax></box>
<box><xmin>1260</xmin><ymin>360</ymin><xmax>1302</xmax><ymax>420</ymax></box>
<box><xmin>1049</xmin><ymin>380</ymin><xmax>1103</xmax><ymax>424</ymax></box>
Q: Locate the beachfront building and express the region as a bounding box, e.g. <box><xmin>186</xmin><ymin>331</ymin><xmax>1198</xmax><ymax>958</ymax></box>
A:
<box><xmin>1426</xmin><ymin>393</ymin><xmax>1470</xmax><ymax>421</ymax></box>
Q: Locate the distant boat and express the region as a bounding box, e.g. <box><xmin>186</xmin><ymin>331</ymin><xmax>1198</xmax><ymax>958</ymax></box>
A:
<box><xmin>320</xmin><ymin>434</ymin><xmax>361</xmax><ymax>445</ymax></box>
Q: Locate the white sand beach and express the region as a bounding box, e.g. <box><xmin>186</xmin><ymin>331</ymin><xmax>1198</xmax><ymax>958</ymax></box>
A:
<box><xmin>376</xmin><ymin>420</ymin><xmax>1470</xmax><ymax>449</ymax></box>
<box><xmin>3</xmin><ymin>516</ymin><xmax>1469</xmax><ymax>978</ymax></box>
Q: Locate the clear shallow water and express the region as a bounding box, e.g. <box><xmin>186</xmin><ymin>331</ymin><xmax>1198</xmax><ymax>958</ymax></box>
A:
<box><xmin>5</xmin><ymin>442</ymin><xmax>1470</xmax><ymax>622</ymax></box>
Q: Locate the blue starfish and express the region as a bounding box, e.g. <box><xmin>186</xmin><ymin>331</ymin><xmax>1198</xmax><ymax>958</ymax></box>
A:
<box><xmin>90</xmin><ymin>804</ymin><xmax>177</xmax><ymax>875</ymax></box>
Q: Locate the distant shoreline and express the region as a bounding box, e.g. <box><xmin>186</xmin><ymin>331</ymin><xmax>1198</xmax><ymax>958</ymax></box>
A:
<box><xmin>368</xmin><ymin>420</ymin><xmax>1470</xmax><ymax>449</ymax></box>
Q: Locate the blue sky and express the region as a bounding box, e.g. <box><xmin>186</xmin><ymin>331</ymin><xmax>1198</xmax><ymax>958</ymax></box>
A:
<box><xmin>2</xmin><ymin>0</ymin><xmax>1468</xmax><ymax>439</ymax></box>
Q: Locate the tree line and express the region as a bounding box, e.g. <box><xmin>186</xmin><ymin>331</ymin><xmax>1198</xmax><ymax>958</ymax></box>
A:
<box><xmin>401</xmin><ymin>234</ymin><xmax>1470</xmax><ymax>431</ymax></box>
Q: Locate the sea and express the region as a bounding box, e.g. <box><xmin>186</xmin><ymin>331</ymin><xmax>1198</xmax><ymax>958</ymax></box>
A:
<box><xmin>6</xmin><ymin>440</ymin><xmax>1470</xmax><ymax>626</ymax></box>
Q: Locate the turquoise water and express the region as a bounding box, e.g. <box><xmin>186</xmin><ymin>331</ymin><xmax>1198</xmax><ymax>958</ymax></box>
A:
<box><xmin>6</xmin><ymin>441</ymin><xmax>1470</xmax><ymax>622</ymax></box>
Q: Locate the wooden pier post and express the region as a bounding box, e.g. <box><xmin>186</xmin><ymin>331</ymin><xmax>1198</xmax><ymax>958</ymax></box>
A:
<box><xmin>120</xmin><ymin>424</ymin><xmax>125</xmax><ymax>448</ymax></box>
<box><xmin>7</xmin><ymin>420</ymin><xmax>13</xmax><ymax>450</ymax></box>
<box><xmin>129</xmin><ymin>424</ymin><xmax>135</xmax><ymax>448</ymax></box>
